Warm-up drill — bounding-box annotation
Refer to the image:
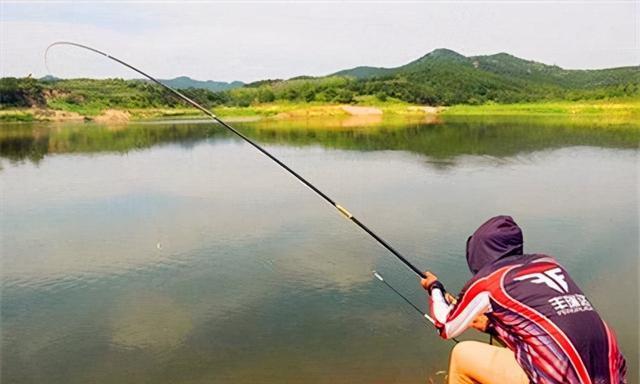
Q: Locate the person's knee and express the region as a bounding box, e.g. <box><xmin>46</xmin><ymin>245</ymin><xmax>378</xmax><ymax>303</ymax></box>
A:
<box><xmin>450</xmin><ymin>341</ymin><xmax>483</xmax><ymax>366</ymax></box>
<box><xmin>449</xmin><ymin>341</ymin><xmax>484</xmax><ymax>384</ymax></box>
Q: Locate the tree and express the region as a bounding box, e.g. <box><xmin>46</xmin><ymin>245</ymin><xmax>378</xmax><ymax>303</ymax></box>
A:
<box><xmin>0</xmin><ymin>77</ymin><xmax>46</xmax><ymax>108</ymax></box>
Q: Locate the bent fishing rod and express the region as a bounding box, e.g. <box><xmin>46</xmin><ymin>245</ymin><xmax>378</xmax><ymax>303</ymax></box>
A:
<box><xmin>45</xmin><ymin>41</ymin><xmax>426</xmax><ymax>279</ymax></box>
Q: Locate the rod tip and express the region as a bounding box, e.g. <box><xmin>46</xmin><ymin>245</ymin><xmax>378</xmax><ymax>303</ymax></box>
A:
<box><xmin>372</xmin><ymin>271</ymin><xmax>384</xmax><ymax>281</ymax></box>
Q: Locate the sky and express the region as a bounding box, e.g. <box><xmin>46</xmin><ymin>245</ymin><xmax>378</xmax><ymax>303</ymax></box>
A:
<box><xmin>1</xmin><ymin>1</ymin><xmax>638</xmax><ymax>82</ymax></box>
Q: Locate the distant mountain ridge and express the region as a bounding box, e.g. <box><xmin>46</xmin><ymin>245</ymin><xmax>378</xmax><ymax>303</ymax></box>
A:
<box><xmin>38</xmin><ymin>75</ymin><xmax>245</xmax><ymax>92</ymax></box>
<box><xmin>322</xmin><ymin>48</ymin><xmax>639</xmax><ymax>104</ymax></box>
<box><xmin>332</xmin><ymin>48</ymin><xmax>639</xmax><ymax>89</ymax></box>
<box><xmin>15</xmin><ymin>48</ymin><xmax>635</xmax><ymax>110</ymax></box>
<box><xmin>155</xmin><ymin>76</ymin><xmax>244</xmax><ymax>92</ymax></box>
<box><xmin>37</xmin><ymin>49</ymin><xmax>637</xmax><ymax>94</ymax></box>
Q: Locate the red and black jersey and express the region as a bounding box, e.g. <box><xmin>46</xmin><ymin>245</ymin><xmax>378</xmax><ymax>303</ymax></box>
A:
<box><xmin>429</xmin><ymin>216</ymin><xmax>626</xmax><ymax>384</ymax></box>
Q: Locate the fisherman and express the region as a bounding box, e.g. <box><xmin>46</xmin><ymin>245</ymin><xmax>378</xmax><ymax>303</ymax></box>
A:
<box><xmin>421</xmin><ymin>215</ymin><xmax>626</xmax><ymax>384</ymax></box>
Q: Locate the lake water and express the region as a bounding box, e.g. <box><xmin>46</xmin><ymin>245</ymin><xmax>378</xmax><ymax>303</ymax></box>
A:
<box><xmin>1</xmin><ymin>117</ymin><xmax>638</xmax><ymax>383</ymax></box>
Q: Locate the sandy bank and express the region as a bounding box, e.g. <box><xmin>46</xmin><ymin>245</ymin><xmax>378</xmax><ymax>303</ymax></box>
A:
<box><xmin>94</xmin><ymin>109</ymin><xmax>131</xmax><ymax>124</ymax></box>
<box><xmin>341</xmin><ymin>105</ymin><xmax>383</xmax><ymax>116</ymax></box>
<box><xmin>32</xmin><ymin>109</ymin><xmax>85</xmax><ymax>122</ymax></box>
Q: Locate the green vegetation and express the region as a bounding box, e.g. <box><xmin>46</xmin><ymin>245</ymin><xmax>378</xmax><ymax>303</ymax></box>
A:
<box><xmin>42</xmin><ymin>78</ymin><xmax>194</xmax><ymax>115</ymax></box>
<box><xmin>1</xmin><ymin>49</ymin><xmax>638</xmax><ymax>121</ymax></box>
<box><xmin>333</xmin><ymin>49</ymin><xmax>639</xmax><ymax>104</ymax></box>
<box><xmin>0</xmin><ymin>77</ymin><xmax>46</xmax><ymax>108</ymax></box>
<box><xmin>443</xmin><ymin>98</ymin><xmax>640</xmax><ymax>119</ymax></box>
<box><xmin>2</xmin><ymin>117</ymin><xmax>638</xmax><ymax>164</ymax></box>
<box><xmin>0</xmin><ymin>110</ymin><xmax>35</xmax><ymax>122</ymax></box>
<box><xmin>157</xmin><ymin>76</ymin><xmax>244</xmax><ymax>92</ymax></box>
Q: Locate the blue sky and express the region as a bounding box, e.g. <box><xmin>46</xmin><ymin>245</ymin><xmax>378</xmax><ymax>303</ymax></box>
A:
<box><xmin>1</xmin><ymin>1</ymin><xmax>638</xmax><ymax>81</ymax></box>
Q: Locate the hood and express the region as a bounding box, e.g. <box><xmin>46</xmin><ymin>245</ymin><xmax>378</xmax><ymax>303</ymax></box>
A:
<box><xmin>466</xmin><ymin>215</ymin><xmax>523</xmax><ymax>274</ymax></box>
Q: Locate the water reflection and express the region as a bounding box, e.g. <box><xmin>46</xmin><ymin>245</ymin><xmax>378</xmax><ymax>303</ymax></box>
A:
<box><xmin>110</xmin><ymin>292</ymin><xmax>193</xmax><ymax>350</ymax></box>
<box><xmin>1</xmin><ymin>117</ymin><xmax>638</xmax><ymax>384</ymax></box>
<box><xmin>1</xmin><ymin>116</ymin><xmax>638</xmax><ymax>165</ymax></box>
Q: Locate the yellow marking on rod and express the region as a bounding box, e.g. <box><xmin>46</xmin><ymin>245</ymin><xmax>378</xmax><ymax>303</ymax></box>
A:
<box><xmin>335</xmin><ymin>204</ymin><xmax>353</xmax><ymax>219</ymax></box>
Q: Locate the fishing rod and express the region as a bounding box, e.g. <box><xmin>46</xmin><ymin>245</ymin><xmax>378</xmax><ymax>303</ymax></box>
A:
<box><xmin>374</xmin><ymin>271</ymin><xmax>435</xmax><ymax>323</ymax></box>
<box><xmin>44</xmin><ymin>41</ymin><xmax>426</xmax><ymax>279</ymax></box>
<box><xmin>373</xmin><ymin>271</ymin><xmax>458</xmax><ymax>343</ymax></box>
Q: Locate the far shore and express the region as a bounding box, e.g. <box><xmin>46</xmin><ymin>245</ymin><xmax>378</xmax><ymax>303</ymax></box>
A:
<box><xmin>1</xmin><ymin>98</ymin><xmax>638</xmax><ymax>125</ymax></box>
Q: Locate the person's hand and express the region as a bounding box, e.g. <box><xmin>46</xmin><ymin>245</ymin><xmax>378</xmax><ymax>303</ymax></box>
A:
<box><xmin>471</xmin><ymin>314</ymin><xmax>489</xmax><ymax>332</ymax></box>
<box><xmin>420</xmin><ymin>271</ymin><xmax>439</xmax><ymax>291</ymax></box>
<box><xmin>445</xmin><ymin>292</ymin><xmax>458</xmax><ymax>305</ymax></box>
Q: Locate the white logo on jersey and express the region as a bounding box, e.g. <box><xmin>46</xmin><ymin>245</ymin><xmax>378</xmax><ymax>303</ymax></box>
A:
<box><xmin>514</xmin><ymin>267</ymin><xmax>569</xmax><ymax>293</ymax></box>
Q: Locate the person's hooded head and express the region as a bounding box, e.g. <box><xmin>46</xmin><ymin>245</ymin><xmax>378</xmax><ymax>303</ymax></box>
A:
<box><xmin>466</xmin><ymin>215</ymin><xmax>523</xmax><ymax>274</ymax></box>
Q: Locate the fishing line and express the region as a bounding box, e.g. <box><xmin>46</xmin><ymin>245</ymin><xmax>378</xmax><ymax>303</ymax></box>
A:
<box><xmin>44</xmin><ymin>41</ymin><xmax>426</xmax><ymax>278</ymax></box>
<box><xmin>373</xmin><ymin>271</ymin><xmax>458</xmax><ymax>343</ymax></box>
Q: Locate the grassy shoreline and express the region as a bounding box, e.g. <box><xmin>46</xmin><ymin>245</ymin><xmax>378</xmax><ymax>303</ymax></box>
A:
<box><xmin>442</xmin><ymin>99</ymin><xmax>640</xmax><ymax>117</ymax></box>
<box><xmin>1</xmin><ymin>98</ymin><xmax>638</xmax><ymax>124</ymax></box>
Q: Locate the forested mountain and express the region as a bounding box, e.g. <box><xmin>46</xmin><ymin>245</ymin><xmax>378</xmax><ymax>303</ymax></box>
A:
<box><xmin>337</xmin><ymin>48</ymin><xmax>638</xmax><ymax>88</ymax></box>
<box><xmin>330</xmin><ymin>48</ymin><xmax>639</xmax><ymax>104</ymax></box>
<box><xmin>154</xmin><ymin>76</ymin><xmax>244</xmax><ymax>92</ymax></box>
<box><xmin>1</xmin><ymin>49</ymin><xmax>638</xmax><ymax>110</ymax></box>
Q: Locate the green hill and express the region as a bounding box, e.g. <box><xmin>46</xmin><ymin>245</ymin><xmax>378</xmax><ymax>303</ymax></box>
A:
<box><xmin>331</xmin><ymin>48</ymin><xmax>638</xmax><ymax>104</ymax></box>
<box><xmin>155</xmin><ymin>76</ymin><xmax>244</xmax><ymax>92</ymax></box>
<box><xmin>337</xmin><ymin>48</ymin><xmax>639</xmax><ymax>89</ymax></box>
<box><xmin>1</xmin><ymin>49</ymin><xmax>638</xmax><ymax>113</ymax></box>
<box><xmin>334</xmin><ymin>48</ymin><xmax>471</xmax><ymax>78</ymax></box>
<box><xmin>332</xmin><ymin>66</ymin><xmax>395</xmax><ymax>79</ymax></box>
